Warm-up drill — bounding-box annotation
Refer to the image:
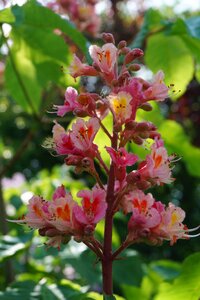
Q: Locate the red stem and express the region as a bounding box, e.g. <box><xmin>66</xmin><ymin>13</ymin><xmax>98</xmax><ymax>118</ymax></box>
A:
<box><xmin>102</xmin><ymin>130</ymin><xmax>118</xmax><ymax>296</ymax></box>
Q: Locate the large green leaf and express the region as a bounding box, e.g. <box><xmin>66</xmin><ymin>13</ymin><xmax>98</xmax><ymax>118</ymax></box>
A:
<box><xmin>155</xmin><ymin>252</ymin><xmax>200</xmax><ymax>300</ymax></box>
<box><xmin>0</xmin><ymin>7</ymin><xmax>15</xmax><ymax>23</ymax></box>
<box><xmin>131</xmin><ymin>9</ymin><xmax>164</xmax><ymax>49</ymax></box>
<box><xmin>145</xmin><ymin>33</ymin><xmax>194</xmax><ymax>97</ymax></box>
<box><xmin>113</xmin><ymin>249</ymin><xmax>144</xmax><ymax>287</ymax></box>
<box><xmin>11</xmin><ymin>1</ymin><xmax>89</xmax><ymax>57</ymax></box>
<box><xmin>122</xmin><ymin>285</ymin><xmax>148</xmax><ymax>300</ymax></box>
<box><xmin>159</xmin><ymin>120</ymin><xmax>200</xmax><ymax>177</ymax></box>
<box><xmin>5</xmin><ymin>24</ymin><xmax>69</xmax><ymax>112</ymax></box>
<box><xmin>4</xmin><ymin>0</ymin><xmax>89</xmax><ymax>113</ymax></box>
<box><xmin>0</xmin><ymin>235</ymin><xmax>28</xmax><ymax>263</ymax></box>
<box><xmin>136</xmin><ymin>104</ymin><xmax>200</xmax><ymax>178</ymax></box>
<box><xmin>149</xmin><ymin>260</ymin><xmax>181</xmax><ymax>281</ymax></box>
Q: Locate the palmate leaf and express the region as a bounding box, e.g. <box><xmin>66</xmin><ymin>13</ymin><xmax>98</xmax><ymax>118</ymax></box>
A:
<box><xmin>3</xmin><ymin>0</ymin><xmax>89</xmax><ymax>113</ymax></box>
<box><xmin>155</xmin><ymin>252</ymin><xmax>200</xmax><ymax>300</ymax></box>
<box><xmin>145</xmin><ymin>33</ymin><xmax>194</xmax><ymax>98</ymax></box>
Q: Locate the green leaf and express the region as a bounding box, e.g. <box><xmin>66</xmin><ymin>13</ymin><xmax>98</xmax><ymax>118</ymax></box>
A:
<box><xmin>131</xmin><ymin>9</ymin><xmax>164</xmax><ymax>48</ymax></box>
<box><xmin>0</xmin><ymin>8</ymin><xmax>15</xmax><ymax>23</ymax></box>
<box><xmin>185</xmin><ymin>16</ymin><xmax>200</xmax><ymax>39</ymax></box>
<box><xmin>159</xmin><ymin>120</ymin><xmax>200</xmax><ymax>177</ymax></box>
<box><xmin>155</xmin><ymin>252</ymin><xmax>200</xmax><ymax>300</ymax></box>
<box><xmin>62</xmin><ymin>248</ymin><xmax>101</xmax><ymax>285</ymax></box>
<box><xmin>113</xmin><ymin>249</ymin><xmax>144</xmax><ymax>286</ymax></box>
<box><xmin>5</xmin><ymin>53</ymin><xmax>42</xmax><ymax>113</ymax></box>
<box><xmin>122</xmin><ymin>285</ymin><xmax>149</xmax><ymax>300</ymax></box>
<box><xmin>150</xmin><ymin>260</ymin><xmax>181</xmax><ymax>281</ymax></box>
<box><xmin>11</xmin><ymin>1</ymin><xmax>89</xmax><ymax>57</ymax></box>
<box><xmin>104</xmin><ymin>295</ymin><xmax>116</xmax><ymax>300</ymax></box>
<box><xmin>0</xmin><ymin>235</ymin><xmax>28</xmax><ymax>263</ymax></box>
<box><xmin>169</xmin><ymin>17</ymin><xmax>200</xmax><ymax>68</ymax></box>
<box><xmin>145</xmin><ymin>33</ymin><xmax>194</xmax><ymax>97</ymax></box>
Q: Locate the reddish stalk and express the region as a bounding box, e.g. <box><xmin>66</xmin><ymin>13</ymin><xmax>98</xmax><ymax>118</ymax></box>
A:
<box><xmin>102</xmin><ymin>130</ymin><xmax>118</xmax><ymax>296</ymax></box>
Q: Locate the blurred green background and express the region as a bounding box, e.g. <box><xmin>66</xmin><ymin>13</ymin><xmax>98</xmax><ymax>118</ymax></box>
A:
<box><xmin>0</xmin><ymin>0</ymin><xmax>200</xmax><ymax>299</ymax></box>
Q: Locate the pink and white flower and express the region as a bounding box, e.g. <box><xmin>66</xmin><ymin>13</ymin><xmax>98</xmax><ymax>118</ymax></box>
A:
<box><xmin>48</xmin><ymin>193</ymin><xmax>76</xmax><ymax>233</ymax></box>
<box><xmin>70</xmin><ymin>117</ymin><xmax>99</xmax><ymax>152</ymax></box>
<box><xmin>106</xmin><ymin>147</ymin><xmax>138</xmax><ymax>167</ymax></box>
<box><xmin>89</xmin><ymin>43</ymin><xmax>118</xmax><ymax>83</ymax></box>
<box><xmin>54</xmin><ymin>87</ymin><xmax>79</xmax><ymax>117</ymax></box>
<box><xmin>127</xmin><ymin>191</ymin><xmax>161</xmax><ymax>240</ymax></box>
<box><xmin>138</xmin><ymin>139</ymin><xmax>174</xmax><ymax>185</ymax></box>
<box><xmin>143</xmin><ymin>71</ymin><xmax>169</xmax><ymax>102</ymax></box>
<box><xmin>106</xmin><ymin>146</ymin><xmax>138</xmax><ymax>181</ymax></box>
<box><xmin>107</xmin><ymin>91</ymin><xmax>132</xmax><ymax>125</ymax></box>
<box><xmin>23</xmin><ymin>196</ymin><xmax>50</xmax><ymax>229</ymax></box>
<box><xmin>69</xmin><ymin>54</ymin><xmax>98</xmax><ymax>78</ymax></box>
<box><xmin>73</xmin><ymin>186</ymin><xmax>107</xmax><ymax>232</ymax></box>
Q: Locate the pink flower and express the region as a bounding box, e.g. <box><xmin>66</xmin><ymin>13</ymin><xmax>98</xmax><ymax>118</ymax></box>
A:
<box><xmin>127</xmin><ymin>191</ymin><xmax>161</xmax><ymax>240</ymax></box>
<box><xmin>106</xmin><ymin>146</ymin><xmax>138</xmax><ymax>182</ymax></box>
<box><xmin>69</xmin><ymin>54</ymin><xmax>98</xmax><ymax>78</ymax></box>
<box><xmin>106</xmin><ymin>147</ymin><xmax>138</xmax><ymax>167</ymax></box>
<box><xmin>53</xmin><ymin>185</ymin><xmax>66</xmax><ymax>200</ymax></box>
<box><xmin>107</xmin><ymin>91</ymin><xmax>132</xmax><ymax>125</ymax></box>
<box><xmin>143</xmin><ymin>71</ymin><xmax>169</xmax><ymax>102</ymax></box>
<box><xmin>89</xmin><ymin>43</ymin><xmax>118</xmax><ymax>83</ymax></box>
<box><xmin>70</xmin><ymin>117</ymin><xmax>99</xmax><ymax>152</ymax></box>
<box><xmin>54</xmin><ymin>87</ymin><xmax>79</xmax><ymax>117</ymax></box>
<box><xmin>119</xmin><ymin>78</ymin><xmax>144</xmax><ymax>120</ymax></box>
<box><xmin>139</xmin><ymin>139</ymin><xmax>174</xmax><ymax>185</ymax></box>
<box><xmin>153</xmin><ymin>203</ymin><xmax>186</xmax><ymax>245</ymax></box>
<box><xmin>52</xmin><ymin>123</ymin><xmax>75</xmax><ymax>155</ymax></box>
<box><xmin>11</xmin><ymin>196</ymin><xmax>51</xmax><ymax>229</ymax></box>
<box><xmin>122</xmin><ymin>189</ymin><xmax>155</xmax><ymax>214</ymax></box>
<box><xmin>73</xmin><ymin>186</ymin><xmax>107</xmax><ymax>231</ymax></box>
<box><xmin>48</xmin><ymin>193</ymin><xmax>76</xmax><ymax>233</ymax></box>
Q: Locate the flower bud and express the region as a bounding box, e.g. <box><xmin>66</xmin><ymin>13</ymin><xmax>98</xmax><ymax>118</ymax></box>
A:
<box><xmin>136</xmin><ymin>180</ymin><xmax>151</xmax><ymax>190</ymax></box>
<box><xmin>136</xmin><ymin>122</ymin><xmax>150</xmax><ymax>131</ymax></box>
<box><xmin>74</xmin><ymin>109</ymin><xmax>88</xmax><ymax>117</ymax></box>
<box><xmin>128</xmin><ymin>63</ymin><xmax>141</xmax><ymax>72</ymax></box>
<box><xmin>81</xmin><ymin>157</ymin><xmax>92</xmax><ymax>168</ymax></box>
<box><xmin>126</xmin><ymin>171</ymin><xmax>141</xmax><ymax>184</ymax></box>
<box><xmin>111</xmin><ymin>79</ymin><xmax>119</xmax><ymax>87</ymax></box>
<box><xmin>120</xmin><ymin>47</ymin><xmax>130</xmax><ymax>55</ymax></box>
<box><xmin>125</xmin><ymin>48</ymin><xmax>144</xmax><ymax>64</ymax></box>
<box><xmin>132</xmin><ymin>136</ymin><xmax>143</xmax><ymax>145</ymax></box>
<box><xmin>84</xmin><ymin>224</ymin><xmax>95</xmax><ymax>236</ymax></box>
<box><xmin>102</xmin><ymin>33</ymin><xmax>115</xmax><ymax>44</ymax></box>
<box><xmin>139</xmin><ymin>103</ymin><xmax>153</xmax><ymax>111</ymax></box>
<box><xmin>125</xmin><ymin>121</ymin><xmax>137</xmax><ymax>130</ymax></box>
<box><xmin>118</xmin><ymin>40</ymin><xmax>127</xmax><ymax>49</ymax></box>
<box><xmin>138</xmin><ymin>131</ymin><xmax>149</xmax><ymax>139</ymax></box>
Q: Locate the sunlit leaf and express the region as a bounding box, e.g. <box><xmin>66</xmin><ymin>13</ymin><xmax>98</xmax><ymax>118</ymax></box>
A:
<box><xmin>155</xmin><ymin>252</ymin><xmax>200</xmax><ymax>300</ymax></box>
<box><xmin>145</xmin><ymin>33</ymin><xmax>194</xmax><ymax>97</ymax></box>
<box><xmin>0</xmin><ymin>7</ymin><xmax>15</xmax><ymax>23</ymax></box>
<box><xmin>122</xmin><ymin>285</ymin><xmax>148</xmax><ymax>300</ymax></box>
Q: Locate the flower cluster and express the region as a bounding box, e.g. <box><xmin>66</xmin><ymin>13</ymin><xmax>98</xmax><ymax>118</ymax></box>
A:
<box><xmin>12</xmin><ymin>33</ymin><xmax>200</xmax><ymax>253</ymax></box>
<box><xmin>48</xmin><ymin>0</ymin><xmax>101</xmax><ymax>36</ymax></box>
<box><xmin>16</xmin><ymin>185</ymin><xmax>106</xmax><ymax>249</ymax></box>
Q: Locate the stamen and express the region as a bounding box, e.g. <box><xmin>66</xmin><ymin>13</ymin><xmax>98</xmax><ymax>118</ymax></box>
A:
<box><xmin>186</xmin><ymin>225</ymin><xmax>200</xmax><ymax>232</ymax></box>
<box><xmin>184</xmin><ymin>233</ymin><xmax>200</xmax><ymax>238</ymax></box>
